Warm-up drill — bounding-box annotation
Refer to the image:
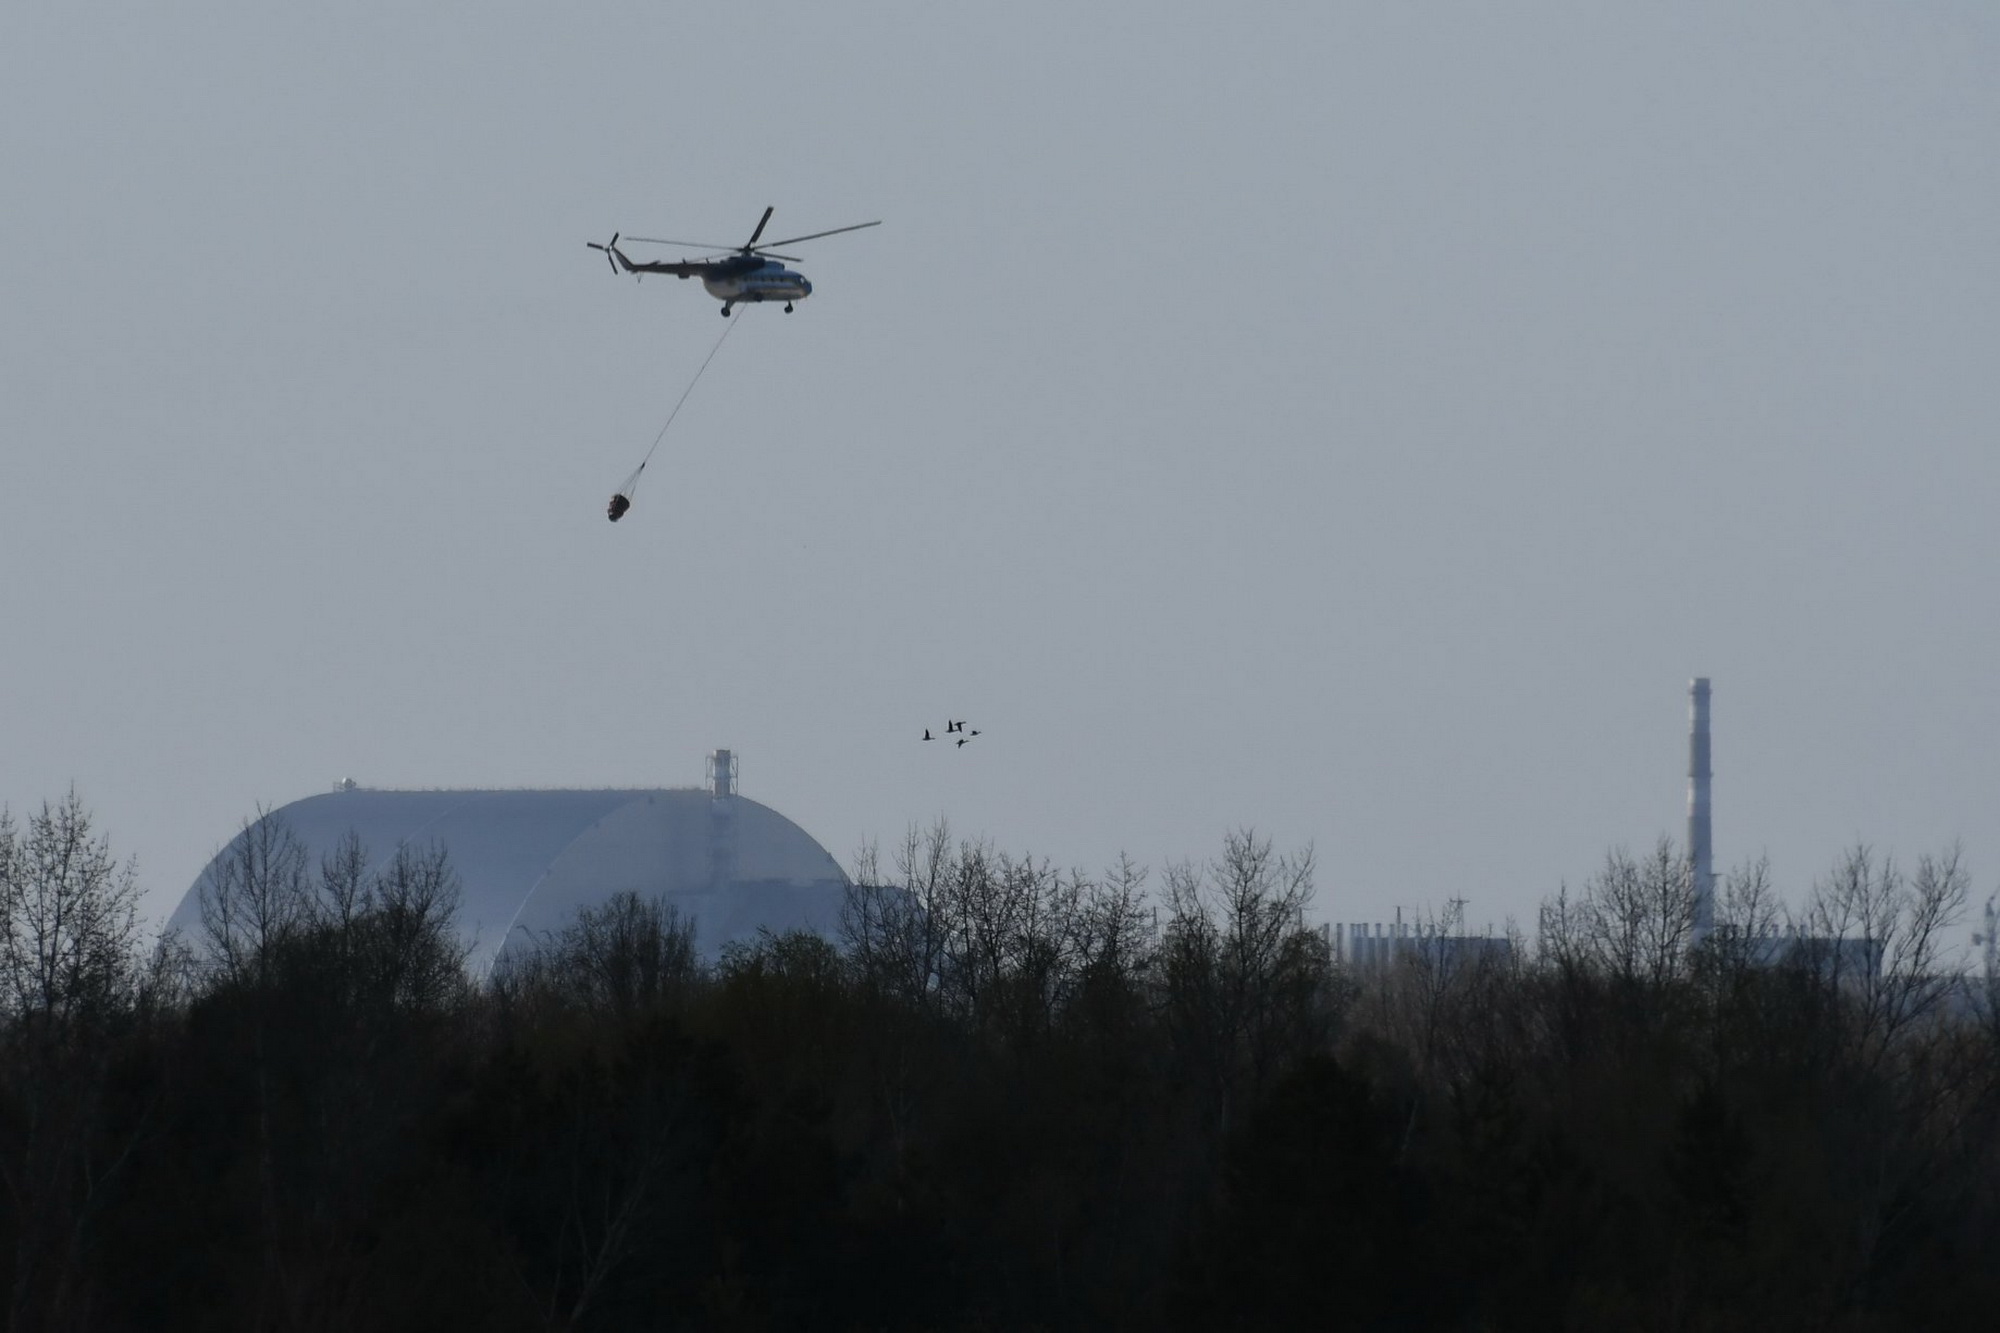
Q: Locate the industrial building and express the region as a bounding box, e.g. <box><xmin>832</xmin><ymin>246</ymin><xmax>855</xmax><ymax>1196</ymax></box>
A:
<box><xmin>165</xmin><ymin>750</ymin><xmax>850</xmax><ymax>974</ymax></box>
<box><xmin>1326</xmin><ymin>912</ymin><xmax>1514</xmax><ymax>974</ymax></box>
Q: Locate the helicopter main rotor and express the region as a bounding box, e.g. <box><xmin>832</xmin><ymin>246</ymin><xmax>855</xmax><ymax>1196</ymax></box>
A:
<box><xmin>625</xmin><ymin>205</ymin><xmax>879</xmax><ymax>263</ymax></box>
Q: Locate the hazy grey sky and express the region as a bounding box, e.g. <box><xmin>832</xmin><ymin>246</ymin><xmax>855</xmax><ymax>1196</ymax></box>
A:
<box><xmin>5</xmin><ymin>2</ymin><xmax>1997</xmax><ymax>942</ymax></box>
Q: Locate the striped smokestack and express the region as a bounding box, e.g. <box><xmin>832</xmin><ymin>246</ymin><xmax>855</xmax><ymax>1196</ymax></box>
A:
<box><xmin>1688</xmin><ymin>678</ymin><xmax>1715</xmax><ymax>937</ymax></box>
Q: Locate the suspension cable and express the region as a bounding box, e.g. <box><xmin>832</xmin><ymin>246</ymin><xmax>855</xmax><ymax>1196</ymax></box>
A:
<box><xmin>615</xmin><ymin>309</ymin><xmax>743</xmax><ymax>504</ymax></box>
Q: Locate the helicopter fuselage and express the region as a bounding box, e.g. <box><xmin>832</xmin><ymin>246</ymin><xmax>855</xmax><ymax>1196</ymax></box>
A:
<box><xmin>699</xmin><ymin>256</ymin><xmax>811</xmax><ymax>306</ymax></box>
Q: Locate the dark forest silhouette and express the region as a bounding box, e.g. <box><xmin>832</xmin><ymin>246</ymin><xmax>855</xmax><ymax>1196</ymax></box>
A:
<box><xmin>3</xmin><ymin>796</ymin><xmax>1998</xmax><ymax>1330</ymax></box>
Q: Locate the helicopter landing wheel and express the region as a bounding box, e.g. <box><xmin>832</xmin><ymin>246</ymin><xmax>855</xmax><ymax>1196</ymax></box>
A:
<box><xmin>784</xmin><ymin>302</ymin><xmax>794</xmax><ymax>313</ymax></box>
<box><xmin>720</xmin><ymin>304</ymin><xmax>732</xmax><ymax>317</ymax></box>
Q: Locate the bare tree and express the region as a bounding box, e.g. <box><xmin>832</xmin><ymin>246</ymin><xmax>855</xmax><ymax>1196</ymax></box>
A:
<box><xmin>0</xmin><ymin>792</ymin><xmax>142</xmax><ymax>1029</ymax></box>
<box><xmin>312</xmin><ymin>830</ymin><xmax>373</xmax><ymax>935</ymax></box>
<box><xmin>362</xmin><ymin>840</ymin><xmax>470</xmax><ymax>1013</ymax></box>
<box><xmin>195</xmin><ymin>809</ymin><xmax>310</xmax><ymax>987</ymax></box>
<box><xmin>1801</xmin><ymin>843</ymin><xmax>1969</xmax><ymax>1063</ymax></box>
<box><xmin>0</xmin><ymin>793</ymin><xmax>151</xmax><ymax>1332</ymax></box>
<box><xmin>1682</xmin><ymin>855</ymin><xmax>1795</xmax><ymax>1075</ymax></box>
<box><xmin>1159</xmin><ymin>831</ymin><xmax>1330</xmax><ymax>1140</ymax></box>
<box><xmin>932</xmin><ymin>842</ymin><xmax>1102</xmax><ymax>1037</ymax></box>
<box><xmin>1087</xmin><ymin>852</ymin><xmax>1154</xmax><ymax>976</ymax></box>
<box><xmin>1698</xmin><ymin>856</ymin><xmax>1784</xmax><ymax>967</ymax></box>
<box><xmin>1384</xmin><ymin>896</ymin><xmax>1479</xmax><ymax>1082</ymax></box>
<box><xmin>497</xmin><ymin>890</ymin><xmax>699</xmax><ymax>1024</ymax></box>
<box><xmin>840</xmin><ymin>820</ymin><xmax>954</xmax><ymax>1010</ymax></box>
<box><xmin>1064</xmin><ymin>853</ymin><xmax>1154</xmax><ymax>1009</ymax></box>
<box><xmin>1582</xmin><ymin>839</ymin><xmax>1698</xmax><ymax>992</ymax></box>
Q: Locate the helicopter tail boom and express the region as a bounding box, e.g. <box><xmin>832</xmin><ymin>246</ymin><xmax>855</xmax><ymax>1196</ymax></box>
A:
<box><xmin>588</xmin><ymin>234</ymin><xmax>709</xmax><ymax>279</ymax></box>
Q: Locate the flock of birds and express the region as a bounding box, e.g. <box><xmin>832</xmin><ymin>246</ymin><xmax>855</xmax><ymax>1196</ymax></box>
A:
<box><xmin>923</xmin><ymin>719</ymin><xmax>982</xmax><ymax>749</ymax></box>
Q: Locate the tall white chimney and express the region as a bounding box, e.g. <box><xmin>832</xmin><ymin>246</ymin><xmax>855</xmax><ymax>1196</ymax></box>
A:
<box><xmin>1688</xmin><ymin>678</ymin><xmax>1715</xmax><ymax>937</ymax></box>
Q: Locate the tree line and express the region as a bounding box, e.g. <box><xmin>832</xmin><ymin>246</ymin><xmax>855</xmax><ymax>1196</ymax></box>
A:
<box><xmin>2</xmin><ymin>794</ymin><xmax>1998</xmax><ymax>1330</ymax></box>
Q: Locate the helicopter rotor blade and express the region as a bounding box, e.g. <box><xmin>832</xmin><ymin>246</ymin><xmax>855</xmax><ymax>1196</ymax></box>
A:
<box><xmin>748</xmin><ymin>251</ymin><xmax>804</xmax><ymax>263</ymax></box>
<box><xmin>625</xmin><ymin>237</ymin><xmax>743</xmax><ymax>251</ymax></box>
<box><xmin>742</xmin><ymin>205</ymin><xmax>775</xmax><ymax>251</ymax></box>
<box><xmin>760</xmin><ymin>220</ymin><xmax>881</xmax><ymax>248</ymax></box>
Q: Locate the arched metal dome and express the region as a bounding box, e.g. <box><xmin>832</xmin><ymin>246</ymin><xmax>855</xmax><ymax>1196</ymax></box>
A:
<box><xmin>167</xmin><ymin>761</ymin><xmax>849</xmax><ymax>973</ymax></box>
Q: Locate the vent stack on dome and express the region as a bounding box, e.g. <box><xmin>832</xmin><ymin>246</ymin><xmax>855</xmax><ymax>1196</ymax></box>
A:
<box><xmin>707</xmin><ymin>749</ymin><xmax>738</xmax><ymax>891</ymax></box>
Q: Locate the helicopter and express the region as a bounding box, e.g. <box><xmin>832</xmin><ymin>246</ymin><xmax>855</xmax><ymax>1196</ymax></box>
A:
<box><xmin>587</xmin><ymin>206</ymin><xmax>880</xmax><ymax>316</ymax></box>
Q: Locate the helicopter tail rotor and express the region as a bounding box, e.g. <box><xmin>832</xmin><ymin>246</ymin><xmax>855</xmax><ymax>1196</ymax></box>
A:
<box><xmin>585</xmin><ymin>233</ymin><xmax>623</xmax><ymax>274</ymax></box>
